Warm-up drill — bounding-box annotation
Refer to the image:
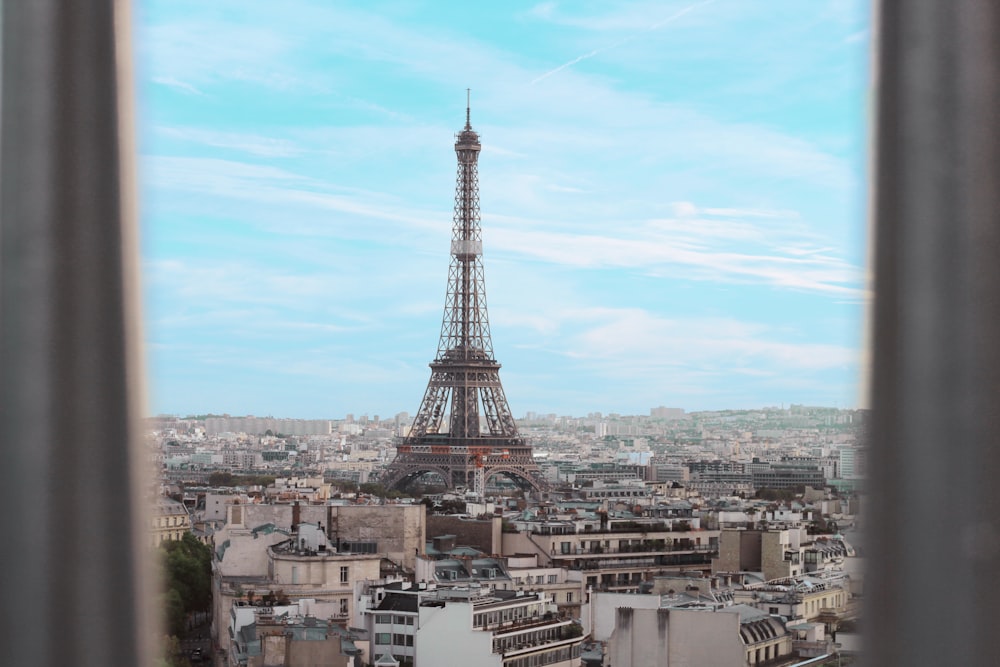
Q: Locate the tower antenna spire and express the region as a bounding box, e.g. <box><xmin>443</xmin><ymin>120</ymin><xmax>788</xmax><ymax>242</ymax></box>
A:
<box><xmin>466</xmin><ymin>88</ymin><xmax>471</xmax><ymax>128</ymax></box>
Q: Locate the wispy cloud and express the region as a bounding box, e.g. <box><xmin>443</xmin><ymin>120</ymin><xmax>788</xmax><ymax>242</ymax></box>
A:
<box><xmin>140</xmin><ymin>18</ymin><xmax>315</xmax><ymax>91</ymax></box>
<box><xmin>156</xmin><ymin>127</ymin><xmax>302</xmax><ymax>157</ymax></box>
<box><xmin>530</xmin><ymin>0</ymin><xmax>717</xmax><ymax>84</ymax></box>
<box><xmin>697</xmin><ymin>205</ymin><xmax>800</xmax><ymax>219</ymax></box>
<box><xmin>143</xmin><ymin>155</ymin><xmax>445</xmax><ymax>237</ymax></box>
<box><xmin>561</xmin><ymin>308</ymin><xmax>858</xmax><ymax>373</ymax></box>
<box><xmin>488</xmin><ymin>222</ymin><xmax>862</xmax><ymax>297</ymax></box>
<box><xmin>527</xmin><ymin>0</ymin><xmax>717</xmax><ymax>32</ymax></box>
<box><xmin>545</xmin><ymin>183</ymin><xmax>588</xmax><ymax>193</ymax></box>
<box><xmin>151</xmin><ymin>76</ymin><xmax>205</xmax><ymax>96</ymax></box>
<box><xmin>144</xmin><ymin>150</ymin><xmax>861</xmax><ymax>297</ymax></box>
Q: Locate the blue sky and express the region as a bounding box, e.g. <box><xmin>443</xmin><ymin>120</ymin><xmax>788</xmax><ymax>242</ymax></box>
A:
<box><xmin>135</xmin><ymin>0</ymin><xmax>871</xmax><ymax>420</ymax></box>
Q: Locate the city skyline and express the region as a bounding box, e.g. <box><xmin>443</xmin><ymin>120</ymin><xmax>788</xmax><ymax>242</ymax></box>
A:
<box><xmin>153</xmin><ymin>404</ymin><xmax>861</xmax><ymax>425</ymax></box>
<box><xmin>137</xmin><ymin>0</ymin><xmax>870</xmax><ymax>419</ymax></box>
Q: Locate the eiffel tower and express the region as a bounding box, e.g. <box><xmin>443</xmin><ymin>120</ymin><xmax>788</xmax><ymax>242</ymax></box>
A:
<box><xmin>380</xmin><ymin>96</ymin><xmax>546</xmax><ymax>494</ymax></box>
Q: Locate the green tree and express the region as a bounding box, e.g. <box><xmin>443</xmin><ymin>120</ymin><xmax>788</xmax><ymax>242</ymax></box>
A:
<box><xmin>332</xmin><ymin>480</ymin><xmax>358</xmax><ymax>493</ymax></box>
<box><xmin>158</xmin><ymin>534</ymin><xmax>212</xmax><ymax>664</ymax></box>
<box><xmin>161</xmin><ymin>533</ymin><xmax>213</xmax><ymax>618</ymax></box>
<box><xmin>161</xmin><ymin>588</ymin><xmax>186</xmax><ymax>637</ymax></box>
<box><xmin>207</xmin><ymin>471</ymin><xmax>234</xmax><ymax>486</ymax></box>
<box><xmin>359</xmin><ymin>482</ymin><xmax>409</xmax><ymax>499</ymax></box>
<box><xmin>207</xmin><ymin>471</ymin><xmax>275</xmax><ymax>487</ymax></box>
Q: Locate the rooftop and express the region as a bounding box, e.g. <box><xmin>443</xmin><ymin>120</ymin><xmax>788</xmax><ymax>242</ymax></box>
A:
<box><xmin>374</xmin><ymin>592</ymin><xmax>419</xmax><ymax>614</ymax></box>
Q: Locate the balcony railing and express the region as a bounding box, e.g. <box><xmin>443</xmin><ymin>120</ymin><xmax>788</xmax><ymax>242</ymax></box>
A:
<box><xmin>496</xmin><ymin>632</ymin><xmax>584</xmax><ymax>658</ymax></box>
<box><xmin>578</xmin><ymin>552</ymin><xmax>715</xmax><ymax>571</ymax></box>
<box><xmin>530</xmin><ymin>524</ymin><xmax>704</xmax><ymax>536</ymax></box>
<box><xmin>489</xmin><ymin>615</ymin><xmax>569</xmax><ymax>636</ymax></box>
<box><xmin>493</xmin><ymin>622</ymin><xmax>585</xmax><ymax>655</ymax></box>
<box><xmin>551</xmin><ymin>544</ymin><xmax>716</xmax><ymax>557</ymax></box>
<box><xmin>579</xmin><ymin>557</ymin><xmax>656</xmax><ymax>570</ymax></box>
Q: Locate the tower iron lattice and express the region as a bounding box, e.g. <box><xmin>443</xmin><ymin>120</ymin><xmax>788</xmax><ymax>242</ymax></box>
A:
<box><xmin>380</xmin><ymin>98</ymin><xmax>546</xmax><ymax>494</ymax></box>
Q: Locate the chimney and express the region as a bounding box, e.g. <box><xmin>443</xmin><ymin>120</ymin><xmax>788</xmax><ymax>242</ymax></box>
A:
<box><xmin>292</xmin><ymin>500</ymin><xmax>301</xmax><ymax>529</ymax></box>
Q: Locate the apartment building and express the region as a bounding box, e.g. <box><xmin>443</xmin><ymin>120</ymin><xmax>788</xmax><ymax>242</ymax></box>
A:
<box><xmin>505</xmin><ymin>554</ymin><xmax>585</xmax><ymax>620</ymax></box>
<box><xmin>152</xmin><ymin>496</ymin><xmax>191</xmax><ymax>546</ymax></box>
<box><xmin>736</xmin><ymin>575</ymin><xmax>851</xmax><ymax>626</ymax></box>
<box><xmin>363</xmin><ymin>584</ymin><xmax>586</xmax><ymax>667</ymax></box>
<box><xmin>712</xmin><ymin>527</ymin><xmax>854</xmax><ymax>582</ymax></box>
<box><xmin>503</xmin><ymin>524</ymin><xmax>719</xmax><ymax>592</ymax></box>
<box><xmin>604</xmin><ymin>603</ymin><xmax>793</xmax><ymax>667</ymax></box>
<box><xmin>227</xmin><ymin>600</ymin><xmax>366</xmax><ymax>667</ymax></box>
<box><xmin>212</xmin><ymin>519</ymin><xmax>382</xmax><ymax>657</ymax></box>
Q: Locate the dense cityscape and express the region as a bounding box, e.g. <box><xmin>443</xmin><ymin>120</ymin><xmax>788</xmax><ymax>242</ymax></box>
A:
<box><xmin>152</xmin><ymin>403</ymin><xmax>863</xmax><ymax>666</ymax></box>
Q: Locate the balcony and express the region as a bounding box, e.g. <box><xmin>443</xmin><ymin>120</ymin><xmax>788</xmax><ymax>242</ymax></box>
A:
<box><xmin>530</xmin><ymin>522</ymin><xmax>696</xmax><ymax>536</ymax></box>
<box><xmin>498</xmin><ymin>634</ymin><xmax>584</xmax><ymax>659</ymax></box>
<box><xmin>579</xmin><ymin>557</ymin><xmax>657</xmax><ymax>570</ymax></box>
<box><xmin>551</xmin><ymin>543</ymin><xmax>716</xmax><ymax>558</ymax></box>
<box><xmin>493</xmin><ymin>622</ymin><xmax>585</xmax><ymax>656</ymax></box>
<box><xmin>485</xmin><ymin>613</ymin><xmax>565</xmax><ymax>635</ymax></box>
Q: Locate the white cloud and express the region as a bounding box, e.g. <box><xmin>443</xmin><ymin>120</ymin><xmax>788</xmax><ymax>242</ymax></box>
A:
<box><xmin>561</xmin><ymin>307</ymin><xmax>857</xmax><ymax>373</ymax></box>
<box><xmin>545</xmin><ymin>183</ymin><xmax>587</xmax><ymax>193</ymax></box>
<box><xmin>140</xmin><ymin>18</ymin><xmax>311</xmax><ymax>90</ymax></box>
<box><xmin>671</xmin><ymin>201</ymin><xmax>699</xmax><ymax>217</ymax></box>
<box><xmin>526</xmin><ymin>0</ymin><xmax>718</xmax><ymax>32</ymax></box>
<box><xmin>144</xmin><ymin>149</ymin><xmax>860</xmax><ymax>297</ymax></box>
<box><xmin>142</xmin><ymin>155</ymin><xmax>445</xmax><ymax>238</ymax></box>
<box><xmin>488</xmin><ymin>225</ymin><xmax>862</xmax><ymax>297</ymax></box>
<box><xmin>701</xmin><ymin>206</ymin><xmax>800</xmax><ymax>219</ymax></box>
<box><xmin>151</xmin><ymin>76</ymin><xmax>205</xmax><ymax>96</ymax></box>
<box><xmin>156</xmin><ymin>127</ymin><xmax>303</xmax><ymax>157</ymax></box>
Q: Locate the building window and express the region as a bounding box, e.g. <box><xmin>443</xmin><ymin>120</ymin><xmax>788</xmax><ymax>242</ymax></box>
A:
<box><xmin>393</xmin><ymin>633</ymin><xmax>406</xmax><ymax>646</ymax></box>
<box><xmin>376</xmin><ymin>614</ymin><xmax>391</xmax><ymax>624</ymax></box>
<box><xmin>375</xmin><ymin>633</ymin><xmax>390</xmax><ymax>645</ymax></box>
<box><xmin>566</xmin><ymin>592</ymin><xmax>573</xmax><ymax>603</ymax></box>
<box><xmin>340</xmin><ymin>598</ymin><xmax>349</xmax><ymax>615</ymax></box>
<box><xmin>548</xmin><ymin>574</ymin><xmax>557</xmax><ymax>584</ymax></box>
<box><xmin>340</xmin><ymin>566</ymin><xmax>349</xmax><ymax>583</ymax></box>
